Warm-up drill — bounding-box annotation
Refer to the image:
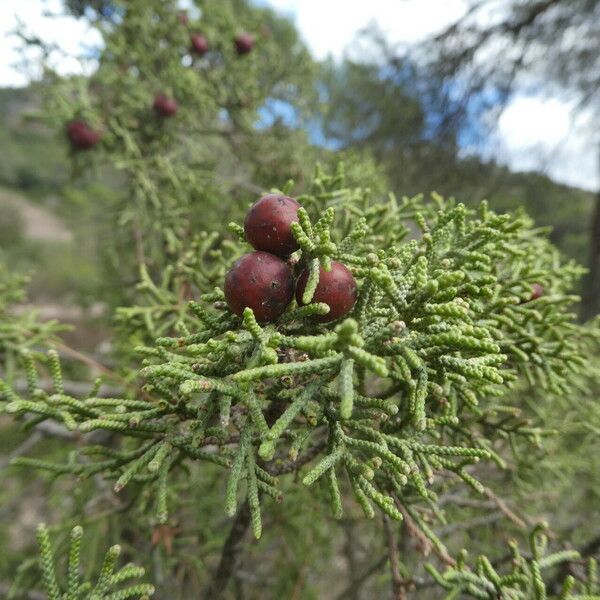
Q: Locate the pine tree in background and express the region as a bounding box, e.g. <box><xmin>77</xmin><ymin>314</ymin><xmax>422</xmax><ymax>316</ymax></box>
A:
<box><xmin>1</xmin><ymin>1</ymin><xmax>600</xmax><ymax>599</ymax></box>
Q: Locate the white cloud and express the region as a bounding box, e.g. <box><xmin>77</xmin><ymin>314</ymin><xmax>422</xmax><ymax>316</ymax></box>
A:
<box><xmin>487</xmin><ymin>96</ymin><xmax>599</xmax><ymax>191</ymax></box>
<box><xmin>0</xmin><ymin>0</ymin><xmax>100</xmax><ymax>87</ymax></box>
<box><xmin>266</xmin><ymin>0</ymin><xmax>468</xmax><ymax>60</ymax></box>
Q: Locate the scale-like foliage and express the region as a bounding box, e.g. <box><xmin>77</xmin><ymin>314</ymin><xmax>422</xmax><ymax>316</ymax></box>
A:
<box><xmin>36</xmin><ymin>524</ymin><xmax>154</xmax><ymax>599</ymax></box>
<box><xmin>0</xmin><ymin>263</ymin><xmax>65</xmax><ymax>377</ymax></box>
<box><xmin>2</xmin><ymin>167</ymin><xmax>597</xmax><ymax>559</ymax></box>
<box><xmin>428</xmin><ymin>525</ymin><xmax>599</xmax><ymax>599</ymax></box>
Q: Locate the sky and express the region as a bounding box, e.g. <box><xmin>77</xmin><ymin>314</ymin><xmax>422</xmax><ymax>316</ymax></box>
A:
<box><xmin>0</xmin><ymin>0</ymin><xmax>597</xmax><ymax>191</ymax></box>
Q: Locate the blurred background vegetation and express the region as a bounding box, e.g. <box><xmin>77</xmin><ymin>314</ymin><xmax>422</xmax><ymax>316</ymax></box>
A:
<box><xmin>1</xmin><ymin>82</ymin><xmax>595</xmax><ymax>303</ymax></box>
<box><xmin>1</xmin><ymin>25</ymin><xmax>596</xmax><ymax>315</ymax></box>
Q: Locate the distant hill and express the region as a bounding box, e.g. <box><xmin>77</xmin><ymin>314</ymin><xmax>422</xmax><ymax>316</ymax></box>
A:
<box><xmin>436</xmin><ymin>155</ymin><xmax>595</xmax><ymax>265</ymax></box>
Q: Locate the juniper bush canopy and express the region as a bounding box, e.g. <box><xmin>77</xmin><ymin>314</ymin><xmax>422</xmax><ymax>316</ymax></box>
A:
<box><xmin>3</xmin><ymin>164</ymin><xmax>599</xmax><ymax>598</ymax></box>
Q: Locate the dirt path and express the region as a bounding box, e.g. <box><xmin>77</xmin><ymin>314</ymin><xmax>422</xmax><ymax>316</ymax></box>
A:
<box><xmin>0</xmin><ymin>187</ymin><xmax>73</xmax><ymax>242</ymax></box>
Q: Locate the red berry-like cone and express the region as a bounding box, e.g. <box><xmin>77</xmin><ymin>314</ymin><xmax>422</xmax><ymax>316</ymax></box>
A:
<box><xmin>153</xmin><ymin>94</ymin><xmax>178</xmax><ymax>117</ymax></box>
<box><xmin>225</xmin><ymin>251</ymin><xmax>294</xmax><ymax>322</ymax></box>
<box><xmin>190</xmin><ymin>33</ymin><xmax>209</xmax><ymax>56</ymax></box>
<box><xmin>244</xmin><ymin>194</ymin><xmax>300</xmax><ymax>257</ymax></box>
<box><xmin>530</xmin><ymin>283</ymin><xmax>544</xmax><ymax>300</ymax></box>
<box><xmin>296</xmin><ymin>261</ymin><xmax>357</xmax><ymax>322</ymax></box>
<box><xmin>66</xmin><ymin>119</ymin><xmax>101</xmax><ymax>150</ymax></box>
<box><xmin>234</xmin><ymin>33</ymin><xmax>254</xmax><ymax>55</ymax></box>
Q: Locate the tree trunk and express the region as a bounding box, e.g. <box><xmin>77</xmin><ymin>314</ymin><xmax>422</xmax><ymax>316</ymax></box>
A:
<box><xmin>581</xmin><ymin>149</ymin><xmax>600</xmax><ymax>321</ymax></box>
<box><xmin>202</xmin><ymin>502</ymin><xmax>251</xmax><ymax>600</ymax></box>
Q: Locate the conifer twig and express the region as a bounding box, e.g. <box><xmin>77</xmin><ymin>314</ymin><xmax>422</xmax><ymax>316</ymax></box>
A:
<box><xmin>265</xmin><ymin>440</ymin><xmax>327</xmax><ymax>475</ymax></box>
<box><xmin>383</xmin><ymin>514</ymin><xmax>408</xmax><ymax>600</ymax></box>
<box><xmin>483</xmin><ymin>487</ymin><xmax>528</xmax><ymax>529</ymax></box>
<box><xmin>393</xmin><ymin>495</ymin><xmax>456</xmax><ymax>567</ymax></box>
<box><xmin>53</xmin><ymin>341</ymin><xmax>153</xmax><ymax>400</ymax></box>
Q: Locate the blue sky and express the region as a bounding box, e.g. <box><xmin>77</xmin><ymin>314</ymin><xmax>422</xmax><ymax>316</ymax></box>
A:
<box><xmin>0</xmin><ymin>0</ymin><xmax>597</xmax><ymax>191</ymax></box>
